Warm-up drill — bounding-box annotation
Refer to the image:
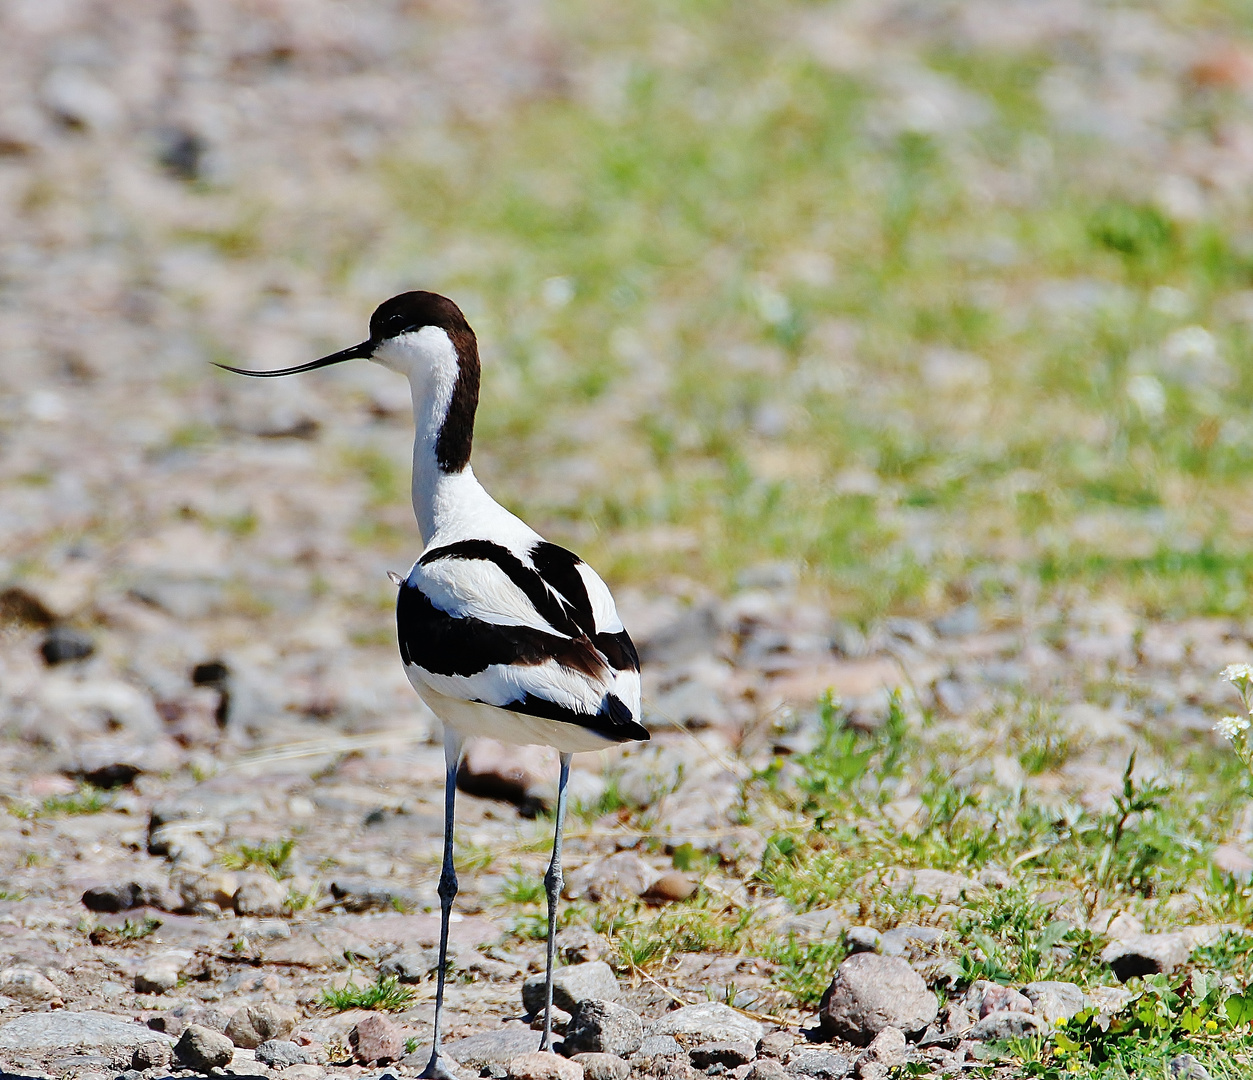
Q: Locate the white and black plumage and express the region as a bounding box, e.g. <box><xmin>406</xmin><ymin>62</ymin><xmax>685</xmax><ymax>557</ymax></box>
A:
<box><xmin>220</xmin><ymin>291</ymin><xmax>648</xmax><ymax>1077</ymax></box>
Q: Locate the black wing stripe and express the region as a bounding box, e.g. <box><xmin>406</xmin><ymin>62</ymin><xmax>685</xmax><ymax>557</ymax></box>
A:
<box><xmin>398</xmin><ymin>580</ymin><xmax>603</xmax><ymax>678</ymax></box>
<box><xmin>495</xmin><ymin>692</ymin><xmax>649</xmax><ymax>744</ymax></box>
<box><xmin>529</xmin><ymin>541</ymin><xmax>597</xmax><ymax>637</ymax></box>
<box><xmin>594</xmin><ymin>629</ymin><xmax>640</xmax><ymax>673</ymax></box>
<box><xmin>419</xmin><ymin>539</ymin><xmax>578</xmax><ymax>637</ymax></box>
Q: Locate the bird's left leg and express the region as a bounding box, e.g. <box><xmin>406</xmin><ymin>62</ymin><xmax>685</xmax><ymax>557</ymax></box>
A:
<box><xmin>420</xmin><ymin>727</ymin><xmax>464</xmax><ymax>1080</ymax></box>
<box><xmin>538</xmin><ymin>752</ymin><xmax>572</xmax><ymax>1053</ymax></box>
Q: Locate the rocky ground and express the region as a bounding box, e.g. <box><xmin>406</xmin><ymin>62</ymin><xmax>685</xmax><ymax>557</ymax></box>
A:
<box><xmin>4</xmin><ymin>1</ymin><xmax>1253</xmax><ymax>1078</ymax></box>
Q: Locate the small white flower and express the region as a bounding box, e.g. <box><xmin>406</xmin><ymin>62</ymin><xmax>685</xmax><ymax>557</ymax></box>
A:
<box><xmin>1222</xmin><ymin>663</ymin><xmax>1253</xmax><ymax>684</ymax></box>
<box><xmin>1216</xmin><ymin>716</ymin><xmax>1251</xmax><ymax>742</ymax></box>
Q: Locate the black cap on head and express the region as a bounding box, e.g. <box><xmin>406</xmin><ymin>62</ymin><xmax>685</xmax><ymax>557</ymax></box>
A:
<box><xmin>369</xmin><ymin>291</ymin><xmax>470</xmax><ymax>343</ymax></box>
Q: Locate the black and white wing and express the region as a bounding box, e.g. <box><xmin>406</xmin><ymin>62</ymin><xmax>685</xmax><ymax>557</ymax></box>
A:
<box><xmin>397</xmin><ymin>538</ymin><xmax>646</xmax><ymax>743</ymax></box>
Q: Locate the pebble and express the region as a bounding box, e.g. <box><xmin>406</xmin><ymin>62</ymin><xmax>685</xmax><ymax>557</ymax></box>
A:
<box><xmin>225</xmin><ymin>1003</ymin><xmax>298</xmax><ymax>1049</ymax></box>
<box><xmin>132</xmin><ymin>1041</ymin><xmax>174</xmax><ymax>1070</ymax></box>
<box><xmin>82</xmin><ymin>880</ymin><xmax>181</xmax><ymax>913</ymax></box>
<box><xmin>564</xmin><ymin>852</ymin><xmax>657</xmax><ymax>902</ymax></box>
<box><xmin>257</xmin><ymin>1040</ymin><xmax>311</xmax><ymax>1068</ymax></box>
<box><xmin>784</xmin><ymin>1049</ymin><xmax>851</xmax><ymax>1078</ymax></box>
<box><xmin>508</xmin><ymin>1051</ymin><xmax>585</xmax><ymax>1080</ymax></box>
<box><xmin>134</xmin><ymin>962</ymin><xmax>180</xmax><ymax>995</ymax></box>
<box><xmin>233</xmin><ymin>872</ymin><xmax>289</xmax><ymax>916</ymax></box>
<box><xmin>0</xmin><ymin>967</ymin><xmax>63</xmax><ymax>1005</ymax></box>
<box><xmin>755</xmin><ymin>1032</ymin><xmax>794</xmax><ymax>1060</ymax></box>
<box><xmin>277</xmin><ymin>1066</ymin><xmax>328</xmax><ymax>1080</ymax></box>
<box><xmin>40</xmin><ymin>624</ymin><xmax>95</xmax><ymax>665</ymax></box>
<box><xmin>571</xmin><ymin>1052</ymin><xmax>630</xmax><ymax>1080</ymax></box>
<box><xmin>843</xmin><ymin>927</ymin><xmax>881</xmax><ymax>954</ymax></box>
<box><xmin>329</xmin><ymin>878</ymin><xmax>419</xmax><ymax>912</ymax></box>
<box><xmin>818</xmin><ymin>954</ymin><xmax>938</xmax><ymax>1046</ymax></box>
<box><xmin>853</xmin><ymin>1027</ymin><xmax>905</xmax><ymax>1080</ymax></box>
<box><xmin>1101</xmin><ymin>931</ymin><xmax>1204</xmax><ymax>981</ymax></box>
<box><xmin>562</xmin><ymin>999</ymin><xmax>643</xmax><ymax>1057</ymax></box>
<box><xmin>967</xmin><ymin>1011</ymin><xmax>1044</xmax><ymax>1042</ymax></box>
<box><xmin>379</xmin><ymin>947</ymin><xmax>438</xmax><ymax>982</ymax></box>
<box><xmin>743</xmin><ymin>1060</ymin><xmax>788</xmax><ymax>1080</ymax></box>
<box><xmin>1169</xmin><ymin>1054</ymin><xmax>1214</xmax><ymax>1080</ymax></box>
<box><xmin>634</xmin><ymin>1035</ymin><xmax>686</xmax><ymax>1060</ymax></box>
<box><xmin>641</xmin><ymin>872</ymin><xmax>698</xmax><ymax>904</ymax></box>
<box><xmin>1023</xmin><ymin>981</ymin><xmax>1087</xmax><ymax>1023</ymax></box>
<box><xmin>977</xmin><ymin>984</ymin><xmax>1031</xmax><ymax>1017</ymax></box>
<box><xmin>350</xmin><ymin>1014</ymin><xmax>404</xmax><ymax>1064</ymax></box>
<box><xmin>647</xmin><ymin>1003</ymin><xmax>764</xmax><ymax>1046</ymax></box>
<box><xmin>877</xmin><ymin>925</ymin><xmax>946</xmax><ymax>959</ymax></box>
<box><xmin>175</xmin><ymin>1024</ymin><xmax>236</xmax><ymax>1071</ymax></box>
<box><xmin>522</xmin><ymin>961</ymin><xmax>621</xmax><ymax>1014</ymax></box>
<box><xmin>690</xmin><ymin>1042</ymin><xmax>756</xmax><ymax>1068</ymax></box>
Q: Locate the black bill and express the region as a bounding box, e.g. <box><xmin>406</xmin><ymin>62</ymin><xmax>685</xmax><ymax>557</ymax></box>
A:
<box><xmin>214</xmin><ymin>339</ymin><xmax>373</xmax><ymax>377</ymax></box>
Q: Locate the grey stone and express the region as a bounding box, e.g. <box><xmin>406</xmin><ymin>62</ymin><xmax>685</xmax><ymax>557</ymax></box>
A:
<box><xmin>379</xmin><ymin>947</ymin><xmax>438</xmax><ymax>982</ymax></box>
<box><xmin>756</xmin><ymin>1033</ymin><xmax>794</xmax><ymax>1060</ymax></box>
<box><xmin>933</xmin><ymin>605</ymin><xmax>980</xmax><ymax>638</ymax></box>
<box><xmin>132</xmin><ymin>1041</ymin><xmax>174</xmax><ymax>1071</ymax></box>
<box><xmin>843</xmin><ymin>928</ymin><xmax>881</xmax><ymax>955</ymax></box>
<box><xmin>175</xmin><ymin>1024</ymin><xmax>236</xmax><ymax>1071</ymax></box>
<box><xmin>41</xmin><ymin>624</ymin><xmax>95</xmax><ymax>665</ymax></box>
<box><xmin>745</xmin><ymin>1061</ymin><xmax>789</xmax><ymax>1080</ymax></box>
<box><xmin>442</xmin><ymin>1023</ymin><xmax>542</xmax><ymax>1068</ymax></box>
<box><xmin>350</xmin><ymin>1013</ymin><xmax>404</xmax><ymax>1064</ymax></box>
<box><xmin>0</xmin><ymin>967</ymin><xmax>63</xmax><ymax>1004</ymax></box>
<box><xmin>257</xmin><ymin>1040</ymin><xmax>310</xmax><ymax>1068</ymax></box>
<box><xmin>530</xmin><ymin>1005</ymin><xmax>571</xmax><ymax>1035</ymax></box>
<box><xmin>690</xmin><ymin>1042</ymin><xmax>755</xmax><ymax>1068</ymax></box>
<box><xmin>522</xmin><ymin>961</ymin><xmax>620</xmax><ymax>1014</ymax></box>
<box><xmin>852</xmin><ymin>1027</ymin><xmax>904</xmax><ymax>1080</ymax></box>
<box><xmin>329</xmin><ymin>878</ymin><xmax>419</xmax><ymax>912</ymax></box>
<box><xmin>877</xmin><ymin>925</ymin><xmax>945</xmax><ymax>959</ymax></box>
<box><xmin>562</xmin><ymin>999</ymin><xmax>643</xmax><ymax>1057</ymax></box>
<box><xmin>634</xmin><ymin>1036</ymin><xmax>685</xmax><ymax>1060</ymax></box>
<box><xmin>134</xmin><ymin>962</ymin><xmax>180</xmax><ymax>995</ymax></box>
<box><xmin>82</xmin><ymin>880</ymin><xmax>181</xmax><ymax>913</ymax></box>
<box><xmin>1102</xmin><ymin>932</ymin><xmax>1196</xmax><ymax>981</ymax></box>
<box><xmin>777</xmin><ymin>907</ymin><xmax>846</xmax><ymax>943</ymax></box>
<box><xmin>968</xmin><ymin>1011</ymin><xmax>1044</xmax><ymax>1042</ymax></box>
<box><xmin>647</xmin><ymin>1004</ymin><xmax>764</xmax><ymax>1046</ymax></box>
<box><xmin>818</xmin><ymin>954</ymin><xmax>938</xmax><ymax>1046</ymax></box>
<box><xmin>571</xmin><ymin>1052</ymin><xmax>630</xmax><ymax>1080</ymax></box>
<box><xmin>1169</xmin><ymin>1054</ymin><xmax>1214</xmax><ymax>1080</ymax></box>
<box><xmin>977</xmin><ymin>984</ymin><xmax>1030</xmax><ymax>1018</ymax></box>
<box><xmin>1023</xmin><ymin>981</ymin><xmax>1087</xmax><ymax>1023</ymax></box>
<box><xmin>784</xmin><ymin>1050</ymin><xmax>851</xmax><ymax>1079</ymax></box>
<box><xmin>225</xmin><ymin>1003</ymin><xmax>297</xmax><ymax>1049</ymax></box>
<box><xmin>233</xmin><ymin>872</ymin><xmax>288</xmax><ymax>916</ymax></box>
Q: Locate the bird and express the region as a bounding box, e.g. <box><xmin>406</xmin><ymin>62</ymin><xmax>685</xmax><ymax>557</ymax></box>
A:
<box><xmin>219</xmin><ymin>291</ymin><xmax>649</xmax><ymax>1079</ymax></box>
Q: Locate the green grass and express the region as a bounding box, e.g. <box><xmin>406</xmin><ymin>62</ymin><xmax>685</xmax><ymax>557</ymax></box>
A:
<box><xmin>319</xmin><ymin>975</ymin><xmax>415</xmax><ymax>1013</ymax></box>
<box><xmin>221</xmin><ymin>838</ymin><xmax>297</xmax><ymax>878</ymax></box>
<box><xmin>9</xmin><ymin>785</ymin><xmax>115</xmax><ymax>820</ymax></box>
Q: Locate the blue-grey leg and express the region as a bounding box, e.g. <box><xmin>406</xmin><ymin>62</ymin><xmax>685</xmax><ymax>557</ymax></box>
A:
<box><xmin>539</xmin><ymin>752</ymin><xmax>573</xmax><ymax>1052</ymax></box>
<box><xmin>421</xmin><ymin>729</ymin><xmax>464</xmax><ymax>1080</ymax></box>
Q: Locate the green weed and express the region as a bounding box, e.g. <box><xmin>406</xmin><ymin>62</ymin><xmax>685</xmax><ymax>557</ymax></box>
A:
<box><xmin>319</xmin><ymin>975</ymin><xmax>415</xmax><ymax>1013</ymax></box>
<box><xmin>222</xmin><ymin>838</ymin><xmax>297</xmax><ymax>878</ymax></box>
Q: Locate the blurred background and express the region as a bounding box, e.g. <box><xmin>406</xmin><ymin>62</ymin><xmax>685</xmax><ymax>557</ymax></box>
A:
<box><xmin>5</xmin><ymin>0</ymin><xmax>1253</xmax><ymax>743</ymax></box>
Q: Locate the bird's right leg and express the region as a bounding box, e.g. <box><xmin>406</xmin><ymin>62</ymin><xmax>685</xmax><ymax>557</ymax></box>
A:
<box><xmin>420</xmin><ymin>727</ymin><xmax>464</xmax><ymax>1080</ymax></box>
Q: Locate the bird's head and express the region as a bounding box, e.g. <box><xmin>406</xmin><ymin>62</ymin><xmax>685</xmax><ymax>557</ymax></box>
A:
<box><xmin>217</xmin><ymin>291</ymin><xmax>477</xmax><ymax>385</ymax></box>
